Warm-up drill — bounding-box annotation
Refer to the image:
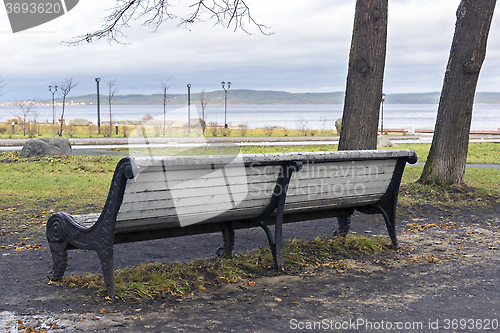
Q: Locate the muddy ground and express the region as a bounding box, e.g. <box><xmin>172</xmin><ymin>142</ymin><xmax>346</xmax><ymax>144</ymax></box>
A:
<box><xmin>1</xmin><ymin>208</ymin><xmax>500</xmax><ymax>332</ymax></box>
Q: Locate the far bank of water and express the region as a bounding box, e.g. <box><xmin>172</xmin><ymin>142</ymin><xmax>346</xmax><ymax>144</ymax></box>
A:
<box><xmin>1</xmin><ymin>104</ymin><xmax>499</xmax><ymax>131</ymax></box>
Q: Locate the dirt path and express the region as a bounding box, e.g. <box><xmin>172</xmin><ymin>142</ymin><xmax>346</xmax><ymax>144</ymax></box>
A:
<box><xmin>1</xmin><ymin>213</ymin><xmax>500</xmax><ymax>332</ymax></box>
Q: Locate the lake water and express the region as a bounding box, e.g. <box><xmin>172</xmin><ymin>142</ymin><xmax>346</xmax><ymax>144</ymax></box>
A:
<box><xmin>1</xmin><ymin>104</ymin><xmax>499</xmax><ymax>131</ymax></box>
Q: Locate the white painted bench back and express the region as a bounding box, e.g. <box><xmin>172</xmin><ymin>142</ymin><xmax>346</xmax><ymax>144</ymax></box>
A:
<box><xmin>114</xmin><ymin>150</ymin><xmax>410</xmax><ymax>232</ymax></box>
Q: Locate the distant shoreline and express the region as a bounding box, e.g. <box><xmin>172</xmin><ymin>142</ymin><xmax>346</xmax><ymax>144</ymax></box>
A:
<box><xmin>3</xmin><ymin>90</ymin><xmax>500</xmax><ymax>106</ymax></box>
<box><xmin>1</xmin><ymin>104</ymin><xmax>499</xmax><ymax>132</ymax></box>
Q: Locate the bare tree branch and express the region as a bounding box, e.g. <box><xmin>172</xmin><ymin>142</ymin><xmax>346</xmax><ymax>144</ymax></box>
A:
<box><xmin>15</xmin><ymin>100</ymin><xmax>36</xmax><ymax>136</ymax></box>
<box><xmin>68</xmin><ymin>0</ymin><xmax>270</xmax><ymax>45</ymax></box>
<box><xmin>106</xmin><ymin>79</ymin><xmax>119</xmax><ymax>136</ymax></box>
<box><xmin>57</xmin><ymin>77</ymin><xmax>78</xmax><ymax>136</ymax></box>
<box><xmin>161</xmin><ymin>77</ymin><xmax>171</xmax><ymax>135</ymax></box>
<box><xmin>182</xmin><ymin>0</ymin><xmax>270</xmax><ymax>35</ymax></box>
<box><xmin>199</xmin><ymin>88</ymin><xmax>209</xmax><ymax>133</ymax></box>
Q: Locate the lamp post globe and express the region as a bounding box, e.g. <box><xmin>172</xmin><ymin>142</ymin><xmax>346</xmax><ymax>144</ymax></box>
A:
<box><xmin>48</xmin><ymin>85</ymin><xmax>57</xmax><ymax>124</ymax></box>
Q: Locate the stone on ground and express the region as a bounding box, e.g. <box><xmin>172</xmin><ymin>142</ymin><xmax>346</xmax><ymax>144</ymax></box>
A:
<box><xmin>19</xmin><ymin>137</ymin><xmax>72</xmax><ymax>157</ymax></box>
<box><xmin>377</xmin><ymin>135</ymin><xmax>398</xmax><ymax>148</ymax></box>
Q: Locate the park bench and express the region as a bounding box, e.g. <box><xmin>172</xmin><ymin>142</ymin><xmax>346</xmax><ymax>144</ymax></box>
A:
<box><xmin>46</xmin><ymin>149</ymin><xmax>417</xmax><ymax>299</ymax></box>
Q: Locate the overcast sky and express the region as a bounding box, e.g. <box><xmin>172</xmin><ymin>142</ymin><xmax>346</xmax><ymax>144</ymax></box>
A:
<box><xmin>1</xmin><ymin>0</ymin><xmax>500</xmax><ymax>102</ymax></box>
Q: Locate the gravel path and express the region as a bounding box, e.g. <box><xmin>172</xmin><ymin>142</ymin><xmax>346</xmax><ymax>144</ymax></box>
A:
<box><xmin>1</xmin><ymin>212</ymin><xmax>499</xmax><ymax>332</ymax></box>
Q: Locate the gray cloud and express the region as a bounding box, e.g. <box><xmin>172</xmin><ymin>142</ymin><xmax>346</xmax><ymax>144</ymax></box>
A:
<box><xmin>1</xmin><ymin>0</ymin><xmax>499</xmax><ymax>102</ymax></box>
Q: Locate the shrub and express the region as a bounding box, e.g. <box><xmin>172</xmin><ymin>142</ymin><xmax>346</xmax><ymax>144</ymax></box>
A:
<box><xmin>238</xmin><ymin>124</ymin><xmax>248</xmax><ymax>137</ymax></box>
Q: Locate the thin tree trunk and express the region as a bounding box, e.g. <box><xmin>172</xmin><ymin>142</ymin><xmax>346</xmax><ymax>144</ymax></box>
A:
<box><xmin>60</xmin><ymin>96</ymin><xmax>66</xmax><ymax>136</ymax></box>
<box><xmin>338</xmin><ymin>0</ymin><xmax>388</xmax><ymax>151</ymax></box>
<box><xmin>109</xmin><ymin>103</ymin><xmax>112</xmax><ymax>136</ymax></box>
<box><xmin>420</xmin><ymin>0</ymin><xmax>496</xmax><ymax>185</ymax></box>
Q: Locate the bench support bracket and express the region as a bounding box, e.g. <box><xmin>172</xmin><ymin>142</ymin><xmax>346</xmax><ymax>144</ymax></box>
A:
<box><xmin>253</xmin><ymin>161</ymin><xmax>303</xmax><ymax>268</ymax></box>
<box><xmin>46</xmin><ymin>158</ymin><xmax>136</xmax><ymax>301</ymax></box>
<box><xmin>334</xmin><ymin>210</ymin><xmax>353</xmax><ymax>237</ymax></box>
<box><xmin>217</xmin><ymin>222</ymin><xmax>235</xmax><ymax>257</ymax></box>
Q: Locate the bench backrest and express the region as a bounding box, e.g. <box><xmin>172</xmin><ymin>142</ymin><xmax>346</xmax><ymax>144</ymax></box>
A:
<box><xmin>114</xmin><ymin>150</ymin><xmax>415</xmax><ymax>233</ymax></box>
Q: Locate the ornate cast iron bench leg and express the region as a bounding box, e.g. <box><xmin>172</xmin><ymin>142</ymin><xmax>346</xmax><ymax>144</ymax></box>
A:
<box><xmin>46</xmin><ymin>213</ymin><xmax>71</xmax><ymax>281</ymax></box>
<box><xmin>47</xmin><ymin>240</ymin><xmax>69</xmax><ymax>281</ymax></box>
<box><xmin>96</xmin><ymin>245</ymin><xmax>115</xmax><ymax>300</ymax></box>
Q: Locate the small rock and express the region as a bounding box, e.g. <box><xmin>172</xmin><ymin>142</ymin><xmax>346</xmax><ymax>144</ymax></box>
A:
<box><xmin>335</xmin><ymin>118</ymin><xmax>342</xmax><ymax>134</ymax></box>
<box><xmin>19</xmin><ymin>137</ymin><xmax>72</xmax><ymax>157</ymax></box>
<box><xmin>377</xmin><ymin>135</ymin><xmax>398</xmax><ymax>148</ymax></box>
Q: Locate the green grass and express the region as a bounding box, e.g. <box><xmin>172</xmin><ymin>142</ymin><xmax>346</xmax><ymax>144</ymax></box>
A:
<box><xmin>401</xmin><ymin>164</ymin><xmax>500</xmax><ymax>195</ymax></box>
<box><xmin>0</xmin><ymin>153</ymin><xmax>120</xmax><ymax>207</ymax></box>
<box><xmin>396</xmin><ymin>142</ymin><xmax>500</xmax><ymax>164</ymax></box>
<box><xmin>125</xmin><ymin>144</ymin><xmax>339</xmax><ymax>156</ymax></box>
<box><xmin>61</xmin><ymin>235</ymin><xmax>390</xmax><ymax>301</ymax></box>
<box><xmin>467</xmin><ymin>142</ymin><xmax>500</xmax><ymax>164</ymax></box>
<box><xmin>398</xmin><ymin>165</ymin><xmax>500</xmax><ymax>219</ymax></box>
<box><xmin>0</xmin><ymin>153</ymin><xmax>121</xmax><ymax>239</ymax></box>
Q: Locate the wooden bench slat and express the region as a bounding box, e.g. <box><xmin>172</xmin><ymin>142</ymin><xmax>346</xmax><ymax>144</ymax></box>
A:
<box><xmin>128</xmin><ymin>160</ymin><xmax>395</xmax><ymax>188</ymax></box>
<box><xmin>119</xmin><ymin>171</ymin><xmax>392</xmax><ymax>210</ymax></box>
<box><xmin>116</xmin><ymin>183</ymin><xmax>389</xmax><ymax>230</ymax></box>
<box><xmin>118</xmin><ymin>177</ymin><xmax>391</xmax><ymax>215</ymax></box>
<box><xmin>120</xmin><ymin>160</ymin><xmax>395</xmax><ymax>206</ymax></box>
<box><xmin>113</xmin><ymin>191</ymin><xmax>385</xmax><ymax>233</ymax></box>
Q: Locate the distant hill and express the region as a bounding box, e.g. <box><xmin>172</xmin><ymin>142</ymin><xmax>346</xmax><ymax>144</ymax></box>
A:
<box><xmin>384</xmin><ymin>92</ymin><xmax>441</xmax><ymax>104</ymax></box>
<box><xmin>386</xmin><ymin>92</ymin><xmax>500</xmax><ymax>104</ymax></box>
<box><xmin>37</xmin><ymin>90</ymin><xmax>500</xmax><ymax>105</ymax></box>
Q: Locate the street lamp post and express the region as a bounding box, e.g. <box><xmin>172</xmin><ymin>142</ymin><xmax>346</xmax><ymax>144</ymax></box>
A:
<box><xmin>48</xmin><ymin>85</ymin><xmax>57</xmax><ymax>124</ymax></box>
<box><xmin>187</xmin><ymin>84</ymin><xmax>191</xmax><ymax>133</ymax></box>
<box><xmin>95</xmin><ymin>78</ymin><xmax>101</xmax><ymax>135</ymax></box>
<box><xmin>381</xmin><ymin>93</ymin><xmax>386</xmax><ymax>134</ymax></box>
<box><xmin>221</xmin><ymin>81</ymin><xmax>231</xmax><ymax>128</ymax></box>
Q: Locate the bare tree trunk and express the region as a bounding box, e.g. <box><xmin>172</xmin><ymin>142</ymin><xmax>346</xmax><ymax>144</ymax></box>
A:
<box><xmin>107</xmin><ymin>79</ymin><xmax>118</xmax><ymax>137</ymax></box>
<box><xmin>60</xmin><ymin>96</ymin><xmax>66</xmax><ymax>136</ymax></box>
<box><xmin>200</xmin><ymin>89</ymin><xmax>209</xmax><ymax>133</ymax></box>
<box><xmin>161</xmin><ymin>79</ymin><xmax>170</xmax><ymax>136</ymax></box>
<box><xmin>338</xmin><ymin>0</ymin><xmax>388</xmax><ymax>151</ymax></box>
<box><xmin>57</xmin><ymin>78</ymin><xmax>78</xmax><ymax>137</ymax></box>
<box><xmin>420</xmin><ymin>0</ymin><xmax>496</xmax><ymax>185</ymax></box>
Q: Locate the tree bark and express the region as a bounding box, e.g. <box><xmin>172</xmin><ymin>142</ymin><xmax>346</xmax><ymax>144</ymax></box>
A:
<box><xmin>420</xmin><ymin>0</ymin><xmax>496</xmax><ymax>185</ymax></box>
<box><xmin>338</xmin><ymin>0</ymin><xmax>388</xmax><ymax>151</ymax></box>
